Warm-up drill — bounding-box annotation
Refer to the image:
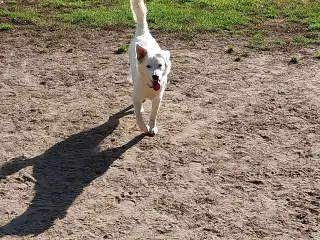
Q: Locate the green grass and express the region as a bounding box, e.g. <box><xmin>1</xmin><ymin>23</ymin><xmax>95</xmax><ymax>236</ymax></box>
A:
<box><xmin>59</xmin><ymin>6</ymin><xmax>132</xmax><ymax>28</ymax></box>
<box><xmin>226</xmin><ymin>45</ymin><xmax>234</xmax><ymax>54</ymax></box>
<box><xmin>246</xmin><ymin>30</ymin><xmax>287</xmax><ymax>50</ymax></box>
<box><xmin>0</xmin><ymin>23</ymin><xmax>13</xmax><ymax>30</ymax></box>
<box><xmin>144</xmin><ymin>1</ymin><xmax>253</xmax><ymax>32</ymax></box>
<box><xmin>40</xmin><ymin>0</ymin><xmax>88</xmax><ymax>9</ymax></box>
<box><xmin>115</xmin><ymin>45</ymin><xmax>129</xmax><ymax>54</ymax></box>
<box><xmin>289</xmin><ymin>55</ymin><xmax>300</xmax><ymax>64</ymax></box>
<box><xmin>0</xmin><ymin>9</ymin><xmax>40</xmax><ymax>25</ymax></box>
<box><xmin>309</xmin><ymin>23</ymin><xmax>320</xmax><ymax>31</ymax></box>
<box><xmin>292</xmin><ymin>35</ymin><xmax>320</xmax><ymax>45</ymax></box>
<box><xmin>0</xmin><ymin>0</ymin><xmax>319</xmax><ymax>39</ymax></box>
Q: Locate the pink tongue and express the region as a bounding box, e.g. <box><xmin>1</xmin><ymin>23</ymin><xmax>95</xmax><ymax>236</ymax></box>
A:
<box><xmin>153</xmin><ymin>82</ymin><xmax>161</xmax><ymax>91</ymax></box>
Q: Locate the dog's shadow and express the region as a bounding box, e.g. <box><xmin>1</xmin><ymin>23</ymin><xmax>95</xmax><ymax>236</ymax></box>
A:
<box><xmin>0</xmin><ymin>105</ymin><xmax>145</xmax><ymax>237</ymax></box>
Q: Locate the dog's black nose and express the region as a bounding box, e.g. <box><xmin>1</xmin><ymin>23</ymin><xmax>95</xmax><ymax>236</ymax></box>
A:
<box><xmin>152</xmin><ymin>75</ymin><xmax>159</xmax><ymax>81</ymax></box>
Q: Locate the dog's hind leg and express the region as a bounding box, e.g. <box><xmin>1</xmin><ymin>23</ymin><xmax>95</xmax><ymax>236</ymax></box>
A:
<box><xmin>133</xmin><ymin>100</ymin><xmax>148</xmax><ymax>132</ymax></box>
<box><xmin>148</xmin><ymin>97</ymin><xmax>161</xmax><ymax>135</ymax></box>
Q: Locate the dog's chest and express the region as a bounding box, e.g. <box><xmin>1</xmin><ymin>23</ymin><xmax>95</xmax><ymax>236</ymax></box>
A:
<box><xmin>138</xmin><ymin>83</ymin><xmax>159</xmax><ymax>99</ymax></box>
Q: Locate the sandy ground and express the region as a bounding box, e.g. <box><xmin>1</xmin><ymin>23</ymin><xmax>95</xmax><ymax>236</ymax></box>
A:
<box><xmin>0</xmin><ymin>28</ymin><xmax>319</xmax><ymax>240</ymax></box>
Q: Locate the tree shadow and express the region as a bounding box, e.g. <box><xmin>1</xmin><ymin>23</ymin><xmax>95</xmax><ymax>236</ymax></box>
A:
<box><xmin>0</xmin><ymin>105</ymin><xmax>145</xmax><ymax>237</ymax></box>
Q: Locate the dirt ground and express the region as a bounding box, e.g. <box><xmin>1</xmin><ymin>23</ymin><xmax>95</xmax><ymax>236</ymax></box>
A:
<box><xmin>0</xmin><ymin>28</ymin><xmax>319</xmax><ymax>240</ymax></box>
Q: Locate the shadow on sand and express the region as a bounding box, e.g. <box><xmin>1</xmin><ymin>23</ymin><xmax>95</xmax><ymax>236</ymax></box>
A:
<box><xmin>0</xmin><ymin>105</ymin><xmax>145</xmax><ymax>236</ymax></box>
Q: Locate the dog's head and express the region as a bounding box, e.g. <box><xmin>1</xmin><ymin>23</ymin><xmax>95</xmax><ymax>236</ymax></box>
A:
<box><xmin>136</xmin><ymin>43</ymin><xmax>171</xmax><ymax>90</ymax></box>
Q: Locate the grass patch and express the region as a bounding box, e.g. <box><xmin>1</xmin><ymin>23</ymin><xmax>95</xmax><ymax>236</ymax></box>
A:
<box><xmin>60</xmin><ymin>6</ymin><xmax>132</xmax><ymax>28</ymax></box>
<box><xmin>244</xmin><ymin>29</ymin><xmax>290</xmax><ymax>50</ymax></box>
<box><xmin>226</xmin><ymin>45</ymin><xmax>234</xmax><ymax>54</ymax></box>
<box><xmin>115</xmin><ymin>45</ymin><xmax>128</xmax><ymax>54</ymax></box>
<box><xmin>248</xmin><ymin>31</ymin><xmax>272</xmax><ymax>50</ymax></box>
<box><xmin>145</xmin><ymin>2</ymin><xmax>252</xmax><ymax>32</ymax></box>
<box><xmin>0</xmin><ymin>23</ymin><xmax>13</xmax><ymax>30</ymax></box>
<box><xmin>0</xmin><ymin>9</ymin><xmax>40</xmax><ymax>25</ymax></box>
<box><xmin>315</xmin><ymin>51</ymin><xmax>320</xmax><ymax>59</ymax></box>
<box><xmin>309</xmin><ymin>23</ymin><xmax>320</xmax><ymax>31</ymax></box>
<box><xmin>289</xmin><ymin>55</ymin><xmax>300</xmax><ymax>64</ymax></box>
<box><xmin>0</xmin><ymin>0</ymin><xmax>319</xmax><ymax>39</ymax></box>
<box><xmin>292</xmin><ymin>34</ymin><xmax>320</xmax><ymax>45</ymax></box>
<box><xmin>40</xmin><ymin>0</ymin><xmax>88</xmax><ymax>9</ymax></box>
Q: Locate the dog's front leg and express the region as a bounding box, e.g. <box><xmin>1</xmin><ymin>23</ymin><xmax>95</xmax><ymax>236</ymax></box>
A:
<box><xmin>148</xmin><ymin>97</ymin><xmax>161</xmax><ymax>135</ymax></box>
<box><xmin>133</xmin><ymin>100</ymin><xmax>148</xmax><ymax>133</ymax></box>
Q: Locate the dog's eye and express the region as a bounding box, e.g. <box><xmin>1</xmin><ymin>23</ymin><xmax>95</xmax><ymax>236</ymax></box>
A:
<box><xmin>146</xmin><ymin>65</ymin><xmax>151</xmax><ymax>69</ymax></box>
<box><xmin>158</xmin><ymin>64</ymin><xmax>162</xmax><ymax>68</ymax></box>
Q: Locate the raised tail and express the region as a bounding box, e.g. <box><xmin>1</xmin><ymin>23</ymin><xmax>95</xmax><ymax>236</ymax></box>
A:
<box><xmin>130</xmin><ymin>0</ymin><xmax>149</xmax><ymax>36</ymax></box>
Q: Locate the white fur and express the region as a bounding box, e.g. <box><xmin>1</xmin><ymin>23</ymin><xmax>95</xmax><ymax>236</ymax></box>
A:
<box><xmin>128</xmin><ymin>0</ymin><xmax>171</xmax><ymax>135</ymax></box>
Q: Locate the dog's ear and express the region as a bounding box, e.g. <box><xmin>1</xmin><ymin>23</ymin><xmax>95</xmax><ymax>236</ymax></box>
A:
<box><xmin>136</xmin><ymin>43</ymin><xmax>148</xmax><ymax>62</ymax></box>
<box><xmin>161</xmin><ymin>50</ymin><xmax>172</xmax><ymax>74</ymax></box>
<box><xmin>162</xmin><ymin>50</ymin><xmax>171</xmax><ymax>63</ymax></box>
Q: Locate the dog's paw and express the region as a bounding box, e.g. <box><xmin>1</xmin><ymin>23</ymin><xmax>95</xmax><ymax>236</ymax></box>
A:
<box><xmin>148</xmin><ymin>126</ymin><xmax>158</xmax><ymax>136</ymax></box>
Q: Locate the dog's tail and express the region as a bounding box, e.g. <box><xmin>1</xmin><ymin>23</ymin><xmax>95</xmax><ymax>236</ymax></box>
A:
<box><xmin>130</xmin><ymin>0</ymin><xmax>149</xmax><ymax>36</ymax></box>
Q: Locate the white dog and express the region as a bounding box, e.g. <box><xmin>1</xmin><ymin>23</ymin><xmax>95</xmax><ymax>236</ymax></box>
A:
<box><xmin>128</xmin><ymin>0</ymin><xmax>171</xmax><ymax>135</ymax></box>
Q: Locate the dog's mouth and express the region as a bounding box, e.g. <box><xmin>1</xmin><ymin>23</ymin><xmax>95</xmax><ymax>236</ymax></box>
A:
<box><xmin>147</xmin><ymin>79</ymin><xmax>161</xmax><ymax>91</ymax></box>
<box><xmin>152</xmin><ymin>81</ymin><xmax>161</xmax><ymax>91</ymax></box>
